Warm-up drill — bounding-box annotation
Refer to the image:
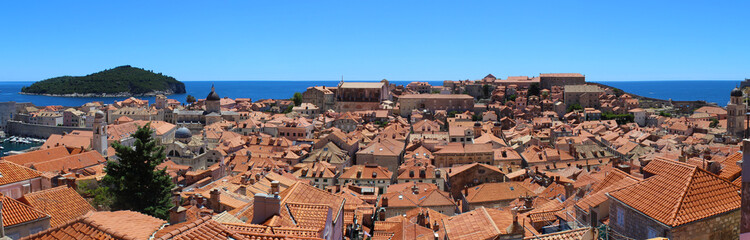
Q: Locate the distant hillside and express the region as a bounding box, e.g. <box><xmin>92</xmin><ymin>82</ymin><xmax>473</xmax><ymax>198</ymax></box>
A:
<box><xmin>21</xmin><ymin>65</ymin><xmax>186</xmax><ymax>96</ymax></box>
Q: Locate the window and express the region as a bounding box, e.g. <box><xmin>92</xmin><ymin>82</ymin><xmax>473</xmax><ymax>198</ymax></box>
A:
<box><xmin>615</xmin><ymin>206</ymin><xmax>624</xmax><ymax>227</ymax></box>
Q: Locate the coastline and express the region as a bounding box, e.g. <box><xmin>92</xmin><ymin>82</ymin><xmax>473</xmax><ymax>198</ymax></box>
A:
<box><xmin>18</xmin><ymin>90</ymin><xmax>182</xmax><ymax>98</ymax></box>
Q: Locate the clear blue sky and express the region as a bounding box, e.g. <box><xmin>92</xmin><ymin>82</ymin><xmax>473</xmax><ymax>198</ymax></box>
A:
<box><xmin>1</xmin><ymin>1</ymin><xmax>748</xmax><ymax>82</ymax></box>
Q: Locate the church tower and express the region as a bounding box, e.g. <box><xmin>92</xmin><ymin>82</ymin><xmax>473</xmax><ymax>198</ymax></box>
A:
<box><xmin>205</xmin><ymin>84</ymin><xmax>221</xmax><ymax>114</ymax></box>
<box><xmin>92</xmin><ymin>110</ymin><xmax>108</xmax><ymax>156</ymax></box>
<box><xmin>727</xmin><ymin>87</ymin><xmax>746</xmax><ymax>138</ymax></box>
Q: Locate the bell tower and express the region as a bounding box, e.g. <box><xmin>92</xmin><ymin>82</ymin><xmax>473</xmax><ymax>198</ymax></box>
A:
<box><xmin>727</xmin><ymin>87</ymin><xmax>746</xmax><ymax>138</ymax></box>
<box><xmin>92</xmin><ymin>110</ymin><xmax>108</xmax><ymax>156</ymax></box>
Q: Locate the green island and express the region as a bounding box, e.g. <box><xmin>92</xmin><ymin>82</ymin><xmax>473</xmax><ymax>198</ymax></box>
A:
<box><xmin>20</xmin><ymin>65</ymin><xmax>186</xmax><ymax>97</ymax></box>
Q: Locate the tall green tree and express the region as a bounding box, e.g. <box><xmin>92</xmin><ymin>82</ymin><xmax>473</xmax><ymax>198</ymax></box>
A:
<box><xmin>528</xmin><ymin>83</ymin><xmax>541</xmax><ymax>96</ymax></box>
<box><xmin>102</xmin><ymin>123</ymin><xmax>174</xmax><ymax>219</ymax></box>
<box><xmin>292</xmin><ymin>92</ymin><xmax>303</xmax><ymax>106</ymax></box>
<box><xmin>186</xmin><ymin>95</ymin><xmax>196</xmax><ymax>104</ymax></box>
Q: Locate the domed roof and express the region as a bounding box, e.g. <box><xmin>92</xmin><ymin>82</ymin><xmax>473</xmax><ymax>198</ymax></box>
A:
<box><xmin>175</xmin><ymin>127</ymin><xmax>192</xmax><ymax>139</ymax></box>
<box><xmin>206</xmin><ymin>85</ymin><xmax>220</xmax><ymax>101</ymax></box>
<box><xmin>731</xmin><ymin>87</ymin><xmax>743</xmax><ymax>97</ymax></box>
<box><xmin>95</xmin><ymin>110</ymin><xmax>105</xmax><ymax>119</ymax></box>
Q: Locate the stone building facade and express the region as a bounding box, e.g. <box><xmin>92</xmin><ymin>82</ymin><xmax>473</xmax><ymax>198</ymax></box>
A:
<box><xmin>302</xmin><ymin>86</ymin><xmax>335</xmax><ymax>111</ymax></box>
<box><xmin>540</xmin><ymin>73</ymin><xmax>585</xmax><ymax>89</ymax></box>
<box><xmin>434</xmin><ymin>143</ymin><xmax>493</xmax><ymax>167</ymax></box>
<box><xmin>608</xmin><ymin>199</ymin><xmax>739</xmax><ymax>240</ymax></box>
<box><xmin>398</xmin><ymin>94</ymin><xmax>474</xmax><ymax>117</ymax></box>
<box><xmin>563</xmin><ymin>84</ymin><xmax>603</xmax><ymax>108</ymax></box>
<box><xmin>335</xmin><ymin>81</ymin><xmax>391</xmax><ymax>112</ymax></box>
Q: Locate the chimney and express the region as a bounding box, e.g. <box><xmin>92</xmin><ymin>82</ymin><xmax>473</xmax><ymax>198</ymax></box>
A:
<box><xmin>463</xmin><ymin>186</ymin><xmax>469</xmax><ymax>197</ymax></box>
<box><xmin>417</xmin><ymin>211</ymin><xmax>425</xmax><ymax>226</ymax></box>
<box><xmin>564</xmin><ymin>183</ymin><xmax>574</xmax><ymax>200</ymax></box>
<box><xmin>412</xmin><ymin>184</ymin><xmax>420</xmax><ymax>195</ymax></box>
<box><xmin>251</xmin><ymin>192</ymin><xmax>281</xmax><ymax>224</ymax></box>
<box><xmin>209</xmin><ymin>189</ymin><xmax>221</xmax><ymax>213</ymax></box>
<box><xmin>381</xmin><ymin>197</ymin><xmax>388</xmax><ymax>207</ymax></box>
<box><xmin>271</xmin><ymin>181</ymin><xmax>280</xmax><ymax>196</ymax></box>
<box><xmin>523</xmin><ymin>196</ymin><xmax>533</xmax><ymax>209</ymax></box>
<box><xmin>240</xmin><ymin>175</ymin><xmax>247</xmax><ymax>184</ymax></box>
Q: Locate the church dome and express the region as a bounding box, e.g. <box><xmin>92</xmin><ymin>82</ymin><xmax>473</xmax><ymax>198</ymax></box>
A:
<box><xmin>175</xmin><ymin>127</ymin><xmax>192</xmax><ymax>139</ymax></box>
<box><xmin>95</xmin><ymin>110</ymin><xmax>105</xmax><ymax>119</ymax></box>
<box><xmin>731</xmin><ymin>87</ymin><xmax>743</xmax><ymax>97</ymax></box>
<box><xmin>206</xmin><ymin>85</ymin><xmax>221</xmax><ymax>101</ymax></box>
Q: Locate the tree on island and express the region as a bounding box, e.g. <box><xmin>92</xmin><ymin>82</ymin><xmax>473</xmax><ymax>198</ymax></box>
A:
<box><xmin>102</xmin><ymin>123</ymin><xmax>174</xmax><ymax>219</ymax></box>
<box><xmin>186</xmin><ymin>95</ymin><xmax>196</xmax><ymax>104</ymax></box>
<box><xmin>291</xmin><ymin>92</ymin><xmax>303</xmax><ymax>106</ymax></box>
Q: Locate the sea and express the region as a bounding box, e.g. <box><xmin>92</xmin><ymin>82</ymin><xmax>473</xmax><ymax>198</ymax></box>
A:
<box><xmin>0</xmin><ymin>80</ymin><xmax>742</xmax><ymax>107</ymax></box>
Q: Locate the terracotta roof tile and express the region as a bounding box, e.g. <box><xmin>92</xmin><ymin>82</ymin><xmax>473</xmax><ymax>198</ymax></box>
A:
<box><xmin>278</xmin><ymin>182</ymin><xmax>346</xmax><ymax>225</ymax></box>
<box><xmin>3</xmin><ymin>146</ymin><xmax>70</xmax><ymax>167</ymax></box>
<box><xmin>609</xmin><ymin>158</ymin><xmax>740</xmax><ymax>227</ymax></box>
<box><xmin>283</xmin><ymin>202</ymin><xmax>330</xmax><ymax>230</ymax></box>
<box><xmin>82</xmin><ymin>211</ymin><xmax>166</xmax><ymax>240</ymax></box>
<box><xmin>1</xmin><ymin>193</ymin><xmax>49</xmax><ymax>227</ymax></box>
<box><xmin>19</xmin><ymin>186</ymin><xmax>95</xmax><ymax>228</ymax></box>
<box><xmin>442</xmin><ymin>207</ymin><xmax>515</xmax><ymax>239</ymax></box>
<box><xmin>464</xmin><ymin>182</ymin><xmax>535</xmax><ymax>203</ymax></box>
<box><xmin>339</xmin><ymin>165</ymin><xmax>392</xmax><ymax>180</ymax></box>
<box><xmin>523</xmin><ymin>227</ymin><xmax>593</xmax><ymax>240</ymax></box>
<box><xmin>28</xmin><ymin>151</ymin><xmax>107</xmax><ymax>174</ymax></box>
<box><xmin>156</xmin><ymin>216</ymin><xmax>246</xmax><ymax>240</ymax></box>
<box><xmin>0</xmin><ymin>161</ymin><xmax>43</xmax><ymax>186</ymax></box>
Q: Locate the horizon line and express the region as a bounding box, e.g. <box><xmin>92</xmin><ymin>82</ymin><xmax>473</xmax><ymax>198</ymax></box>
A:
<box><xmin>0</xmin><ymin>79</ymin><xmax>745</xmax><ymax>83</ymax></box>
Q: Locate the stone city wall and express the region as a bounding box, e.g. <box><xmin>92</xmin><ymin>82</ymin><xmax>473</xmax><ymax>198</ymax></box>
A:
<box><xmin>6</xmin><ymin>120</ymin><xmax>88</xmax><ymax>138</ymax></box>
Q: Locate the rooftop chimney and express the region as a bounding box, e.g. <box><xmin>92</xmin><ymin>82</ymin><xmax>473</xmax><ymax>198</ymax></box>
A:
<box><xmin>271</xmin><ymin>180</ymin><xmax>280</xmax><ymax>196</ymax></box>
<box><xmin>381</xmin><ymin>197</ymin><xmax>388</xmax><ymax>207</ymax></box>
<box><xmin>252</xmin><ymin>192</ymin><xmax>281</xmax><ymax>224</ymax></box>
<box><xmin>209</xmin><ymin>189</ymin><xmax>221</xmax><ymax>213</ymax></box>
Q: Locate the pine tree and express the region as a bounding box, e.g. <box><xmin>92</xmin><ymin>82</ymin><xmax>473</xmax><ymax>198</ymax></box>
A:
<box><xmin>292</xmin><ymin>92</ymin><xmax>303</xmax><ymax>106</ymax></box>
<box><xmin>102</xmin><ymin>123</ymin><xmax>174</xmax><ymax>219</ymax></box>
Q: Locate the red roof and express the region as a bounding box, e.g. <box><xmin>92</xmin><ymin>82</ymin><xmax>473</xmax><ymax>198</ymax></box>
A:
<box><xmin>3</xmin><ymin>146</ymin><xmax>71</xmax><ymax>166</ymax></box>
<box><xmin>19</xmin><ymin>186</ymin><xmax>96</xmax><ymax>228</ymax></box>
<box><xmin>609</xmin><ymin>158</ymin><xmax>740</xmax><ymax>227</ymax></box>
<box><xmin>0</xmin><ymin>161</ymin><xmax>43</xmax><ymax>186</ymax></box>
<box><xmin>1</xmin><ymin>193</ymin><xmax>49</xmax><ymax>227</ymax></box>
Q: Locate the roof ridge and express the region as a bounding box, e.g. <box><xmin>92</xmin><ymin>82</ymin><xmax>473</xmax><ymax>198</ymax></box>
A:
<box><xmin>467</xmin><ymin>184</ymin><xmax>484</xmax><ymax>202</ymax></box>
<box><xmin>22</xmin><ymin>214</ymin><xmax>89</xmax><ymax>239</ymax></box>
<box><xmin>480</xmin><ymin>207</ymin><xmax>502</xmax><ymax>235</ymax></box>
<box><xmin>669</xmin><ymin>166</ymin><xmax>698</xmax><ymax>226</ymax></box>
<box><xmin>158</xmin><ymin>215</ymin><xmax>212</xmax><ymax>240</ymax></box>
<box><xmin>21</xmin><ymin>185</ymin><xmax>69</xmax><ymax>197</ymax></box>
